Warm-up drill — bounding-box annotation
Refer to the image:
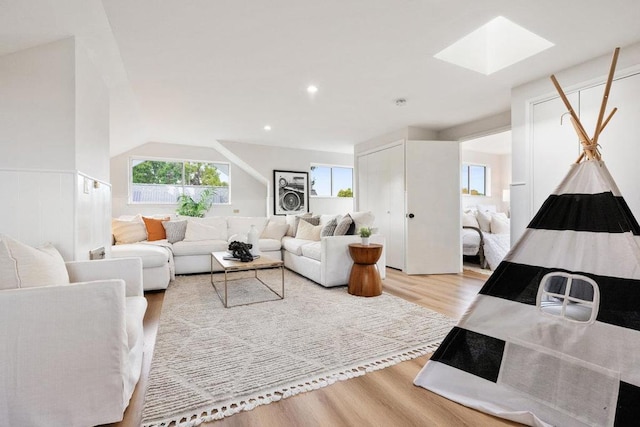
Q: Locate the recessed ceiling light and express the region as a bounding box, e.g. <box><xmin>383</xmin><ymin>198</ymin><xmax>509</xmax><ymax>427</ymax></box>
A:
<box><xmin>434</xmin><ymin>16</ymin><xmax>554</xmax><ymax>75</ymax></box>
<box><xmin>264</xmin><ymin>125</ymin><xmax>272</xmax><ymax>131</ymax></box>
<box><xmin>307</xmin><ymin>85</ymin><xmax>318</xmax><ymax>94</ymax></box>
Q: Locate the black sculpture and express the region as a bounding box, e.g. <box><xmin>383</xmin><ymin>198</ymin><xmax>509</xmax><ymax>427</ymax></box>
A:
<box><xmin>228</xmin><ymin>241</ymin><xmax>254</xmax><ymax>262</ymax></box>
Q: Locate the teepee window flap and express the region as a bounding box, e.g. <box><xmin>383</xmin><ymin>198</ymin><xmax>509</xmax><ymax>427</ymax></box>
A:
<box><xmin>538</xmin><ymin>272</ymin><xmax>600</xmax><ymax>323</ymax></box>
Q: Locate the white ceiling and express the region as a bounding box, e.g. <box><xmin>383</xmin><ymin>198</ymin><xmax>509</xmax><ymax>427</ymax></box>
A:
<box><xmin>2</xmin><ymin>1</ymin><xmax>640</xmax><ymax>156</ymax></box>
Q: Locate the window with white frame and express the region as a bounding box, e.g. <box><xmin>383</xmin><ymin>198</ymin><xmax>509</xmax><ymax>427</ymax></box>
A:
<box><xmin>461</xmin><ymin>164</ymin><xmax>488</xmax><ymax>196</ymax></box>
<box><xmin>130</xmin><ymin>158</ymin><xmax>230</xmax><ymax>204</ymax></box>
<box><xmin>537</xmin><ymin>272</ymin><xmax>599</xmax><ymax>322</ymax></box>
<box><xmin>310</xmin><ymin>165</ymin><xmax>353</xmax><ymax>197</ymax></box>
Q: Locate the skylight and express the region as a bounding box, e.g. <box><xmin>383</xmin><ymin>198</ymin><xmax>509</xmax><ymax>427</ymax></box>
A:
<box><xmin>434</xmin><ymin>16</ymin><xmax>554</xmax><ymax>75</ymax></box>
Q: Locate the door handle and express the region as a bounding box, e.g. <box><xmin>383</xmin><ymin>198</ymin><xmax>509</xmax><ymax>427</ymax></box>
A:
<box><xmin>406</xmin><ymin>213</ymin><xmax>415</xmax><ymax>218</ymax></box>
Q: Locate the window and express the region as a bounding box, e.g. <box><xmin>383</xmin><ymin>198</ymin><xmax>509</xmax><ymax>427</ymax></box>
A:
<box><xmin>130</xmin><ymin>158</ymin><xmax>230</xmax><ymax>204</ymax></box>
<box><xmin>537</xmin><ymin>272</ymin><xmax>599</xmax><ymax>323</ymax></box>
<box><xmin>461</xmin><ymin>164</ymin><xmax>487</xmax><ymax>196</ymax></box>
<box><xmin>310</xmin><ymin>165</ymin><xmax>353</xmax><ymax>197</ymax></box>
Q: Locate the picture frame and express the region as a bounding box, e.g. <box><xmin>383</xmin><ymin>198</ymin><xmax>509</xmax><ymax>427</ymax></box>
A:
<box><xmin>273</xmin><ymin>170</ymin><xmax>309</xmax><ymax>215</ymax></box>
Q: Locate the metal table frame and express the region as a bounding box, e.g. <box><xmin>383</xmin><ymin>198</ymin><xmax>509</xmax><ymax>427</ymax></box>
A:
<box><xmin>210</xmin><ymin>252</ymin><xmax>284</xmax><ymax>308</ymax></box>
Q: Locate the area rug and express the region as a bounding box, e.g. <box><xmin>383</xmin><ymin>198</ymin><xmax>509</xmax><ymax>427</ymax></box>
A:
<box><xmin>141</xmin><ymin>269</ymin><xmax>456</xmax><ymax>427</ymax></box>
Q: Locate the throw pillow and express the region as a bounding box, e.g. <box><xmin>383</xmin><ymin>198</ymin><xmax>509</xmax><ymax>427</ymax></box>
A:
<box><xmin>112</xmin><ymin>215</ymin><xmax>147</xmax><ymax>244</ymax></box>
<box><xmin>295</xmin><ymin>218</ymin><xmax>322</xmax><ymax>241</ymax></box>
<box><xmin>476</xmin><ymin>210</ymin><xmax>492</xmax><ymax>233</ymax></box>
<box><xmin>0</xmin><ymin>235</ymin><xmax>69</xmax><ymax>289</ymax></box>
<box><xmin>490</xmin><ymin>213</ymin><xmax>510</xmax><ymax>234</ymax></box>
<box><xmin>320</xmin><ymin>218</ymin><xmax>338</xmax><ymax>237</ymax></box>
<box><xmin>300</xmin><ymin>215</ymin><xmax>321</xmax><ymax>226</ymax></box>
<box><xmin>261</xmin><ymin>223</ymin><xmax>290</xmax><ymax>240</ymax></box>
<box><xmin>333</xmin><ymin>214</ymin><xmax>353</xmax><ymax>236</ymax></box>
<box><xmin>162</xmin><ymin>220</ymin><xmax>188</xmax><ymax>243</ymax></box>
<box><xmin>349</xmin><ymin>211</ymin><xmax>375</xmax><ymax>233</ymax></box>
<box><xmin>142</xmin><ymin>216</ymin><xmax>170</xmax><ymax>241</ymax></box>
<box><xmin>285</xmin><ymin>213</ymin><xmax>312</xmax><ymax>237</ymax></box>
<box><xmin>184</xmin><ymin>220</ymin><xmax>228</xmax><ymax>241</ymax></box>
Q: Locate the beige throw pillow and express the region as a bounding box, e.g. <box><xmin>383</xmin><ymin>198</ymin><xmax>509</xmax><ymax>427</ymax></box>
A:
<box><xmin>285</xmin><ymin>213</ymin><xmax>312</xmax><ymax>237</ymax></box>
<box><xmin>112</xmin><ymin>215</ymin><xmax>147</xmax><ymax>244</ymax></box>
<box><xmin>295</xmin><ymin>218</ymin><xmax>322</xmax><ymax>241</ymax></box>
<box><xmin>0</xmin><ymin>235</ymin><xmax>69</xmax><ymax>289</ymax></box>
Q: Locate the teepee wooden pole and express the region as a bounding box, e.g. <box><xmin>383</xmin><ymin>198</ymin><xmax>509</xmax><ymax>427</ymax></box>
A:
<box><xmin>550</xmin><ymin>74</ymin><xmax>591</xmax><ymax>144</ymax></box>
<box><xmin>593</xmin><ymin>48</ymin><xmax>620</xmax><ymax>145</ymax></box>
<box><xmin>599</xmin><ymin>107</ymin><xmax>618</xmax><ymax>134</ymax></box>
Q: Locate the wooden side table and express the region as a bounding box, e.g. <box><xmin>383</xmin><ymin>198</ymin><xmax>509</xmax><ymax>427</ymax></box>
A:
<box><xmin>348</xmin><ymin>243</ymin><xmax>383</xmax><ymax>297</ymax></box>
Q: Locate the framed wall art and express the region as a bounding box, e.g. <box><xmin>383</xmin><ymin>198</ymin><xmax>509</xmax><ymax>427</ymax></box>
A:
<box><xmin>273</xmin><ymin>170</ymin><xmax>309</xmax><ymax>215</ymax></box>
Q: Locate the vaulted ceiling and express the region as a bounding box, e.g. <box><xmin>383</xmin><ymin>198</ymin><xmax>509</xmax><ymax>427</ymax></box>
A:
<box><xmin>2</xmin><ymin>1</ymin><xmax>639</xmax><ymax>155</ymax></box>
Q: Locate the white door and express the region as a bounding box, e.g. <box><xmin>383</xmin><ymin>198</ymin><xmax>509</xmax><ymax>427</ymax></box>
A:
<box><xmin>357</xmin><ymin>144</ymin><xmax>405</xmax><ymax>269</ymax></box>
<box><xmin>405</xmin><ymin>140</ymin><xmax>460</xmax><ymax>274</ymax></box>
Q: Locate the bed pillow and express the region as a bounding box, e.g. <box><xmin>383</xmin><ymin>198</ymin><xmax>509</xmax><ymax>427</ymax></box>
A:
<box><xmin>295</xmin><ymin>218</ymin><xmax>322</xmax><ymax>241</ymax></box>
<box><xmin>476</xmin><ymin>210</ymin><xmax>492</xmax><ymax>233</ymax></box>
<box><xmin>112</xmin><ymin>215</ymin><xmax>147</xmax><ymax>244</ymax></box>
<box><xmin>491</xmin><ymin>213</ymin><xmax>510</xmax><ymax>234</ymax></box>
<box><xmin>462</xmin><ymin>212</ymin><xmax>480</xmax><ymax>228</ymax></box>
<box><xmin>0</xmin><ymin>235</ymin><xmax>69</xmax><ymax>289</ymax></box>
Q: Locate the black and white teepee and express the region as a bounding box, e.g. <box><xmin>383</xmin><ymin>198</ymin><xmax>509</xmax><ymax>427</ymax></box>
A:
<box><xmin>415</xmin><ymin>48</ymin><xmax>640</xmax><ymax>427</ymax></box>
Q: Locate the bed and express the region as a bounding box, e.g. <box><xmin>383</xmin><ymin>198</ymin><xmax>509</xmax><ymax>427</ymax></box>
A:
<box><xmin>462</xmin><ymin>208</ymin><xmax>511</xmax><ymax>270</ymax></box>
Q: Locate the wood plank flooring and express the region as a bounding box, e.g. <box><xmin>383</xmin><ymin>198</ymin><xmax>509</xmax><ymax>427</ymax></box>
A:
<box><xmin>110</xmin><ymin>268</ymin><xmax>520</xmax><ymax>427</ymax></box>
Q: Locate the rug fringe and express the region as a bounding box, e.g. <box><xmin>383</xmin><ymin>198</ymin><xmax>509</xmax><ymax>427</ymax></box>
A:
<box><xmin>142</xmin><ymin>340</ymin><xmax>442</xmax><ymax>427</ymax></box>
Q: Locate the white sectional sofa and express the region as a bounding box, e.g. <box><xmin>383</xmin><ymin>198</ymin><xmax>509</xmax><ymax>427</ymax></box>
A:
<box><xmin>111</xmin><ymin>212</ymin><xmax>384</xmax><ymax>290</ymax></box>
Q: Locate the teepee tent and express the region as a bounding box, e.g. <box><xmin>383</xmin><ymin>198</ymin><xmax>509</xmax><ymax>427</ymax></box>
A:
<box><xmin>415</xmin><ymin>48</ymin><xmax>640</xmax><ymax>427</ymax></box>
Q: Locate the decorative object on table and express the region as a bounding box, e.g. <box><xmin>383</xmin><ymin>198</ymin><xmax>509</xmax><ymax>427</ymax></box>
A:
<box><xmin>273</xmin><ymin>170</ymin><xmax>309</xmax><ymax>215</ymax></box>
<box><xmin>227</xmin><ymin>241</ymin><xmax>254</xmax><ymax>262</ymax></box>
<box><xmin>176</xmin><ymin>187</ymin><xmax>216</xmax><ymax>217</ymax></box>
<box><xmin>141</xmin><ymin>270</ymin><xmax>455</xmax><ymax>427</ymax></box>
<box><xmin>348</xmin><ymin>243</ymin><xmax>383</xmax><ymax>296</ymax></box>
<box><xmin>358</xmin><ymin>226</ymin><xmax>372</xmax><ymax>245</ymax></box>
<box><xmin>247</xmin><ymin>224</ymin><xmax>259</xmax><ymax>255</ymax></box>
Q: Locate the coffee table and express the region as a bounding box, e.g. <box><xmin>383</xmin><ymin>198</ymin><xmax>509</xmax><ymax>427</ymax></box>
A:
<box><xmin>210</xmin><ymin>252</ymin><xmax>284</xmax><ymax>308</ymax></box>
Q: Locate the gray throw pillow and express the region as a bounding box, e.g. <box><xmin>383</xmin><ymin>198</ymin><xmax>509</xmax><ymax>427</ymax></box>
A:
<box><xmin>333</xmin><ymin>214</ymin><xmax>353</xmax><ymax>236</ymax></box>
<box><xmin>320</xmin><ymin>218</ymin><xmax>338</xmax><ymax>237</ymax></box>
<box><xmin>300</xmin><ymin>215</ymin><xmax>321</xmax><ymax>226</ymax></box>
<box><xmin>163</xmin><ymin>220</ymin><xmax>188</xmax><ymax>243</ymax></box>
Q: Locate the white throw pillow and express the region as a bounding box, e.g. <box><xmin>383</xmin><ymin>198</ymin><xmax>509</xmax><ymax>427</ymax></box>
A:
<box><xmin>295</xmin><ymin>218</ymin><xmax>322</xmax><ymax>241</ymax></box>
<box><xmin>462</xmin><ymin>212</ymin><xmax>480</xmax><ymax>228</ymax></box>
<box><xmin>0</xmin><ymin>235</ymin><xmax>69</xmax><ymax>289</ymax></box>
<box><xmin>261</xmin><ymin>223</ymin><xmax>290</xmax><ymax>240</ymax></box>
<box><xmin>490</xmin><ymin>213</ymin><xmax>510</xmax><ymax>234</ymax></box>
<box><xmin>348</xmin><ymin>211</ymin><xmax>375</xmax><ymax>233</ymax></box>
<box><xmin>184</xmin><ymin>220</ymin><xmax>228</xmax><ymax>241</ymax></box>
<box><xmin>476</xmin><ymin>210</ymin><xmax>492</xmax><ymax>233</ymax></box>
<box><xmin>112</xmin><ymin>214</ymin><xmax>147</xmax><ymax>244</ymax></box>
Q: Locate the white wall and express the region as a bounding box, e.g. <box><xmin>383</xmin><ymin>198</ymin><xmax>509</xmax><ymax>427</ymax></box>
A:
<box><xmin>75</xmin><ymin>41</ymin><xmax>111</xmax><ymax>182</ymax></box>
<box><xmin>511</xmin><ymin>41</ymin><xmax>640</xmax><ymax>241</ymax></box>
<box><xmin>111</xmin><ymin>140</ymin><xmax>355</xmax><ymax>218</ymax></box>
<box><xmin>0</xmin><ymin>39</ymin><xmax>76</xmax><ymax>170</ymax></box>
<box><xmin>0</xmin><ymin>39</ymin><xmax>112</xmax><ymax>259</ymax></box>
<box><xmin>461</xmin><ymin>150</ymin><xmax>512</xmax><ymax>213</ymax></box>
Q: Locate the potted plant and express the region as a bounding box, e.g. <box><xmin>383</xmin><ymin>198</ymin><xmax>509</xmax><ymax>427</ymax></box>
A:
<box><xmin>176</xmin><ymin>188</ymin><xmax>215</xmax><ymax>217</ymax></box>
<box><xmin>359</xmin><ymin>226</ymin><xmax>372</xmax><ymax>245</ymax></box>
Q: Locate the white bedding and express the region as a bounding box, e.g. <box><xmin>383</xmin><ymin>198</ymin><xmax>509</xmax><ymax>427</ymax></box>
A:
<box><xmin>483</xmin><ymin>232</ymin><xmax>511</xmax><ymax>270</ymax></box>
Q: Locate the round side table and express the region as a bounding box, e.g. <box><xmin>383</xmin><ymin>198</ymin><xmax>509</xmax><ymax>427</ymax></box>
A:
<box><xmin>348</xmin><ymin>243</ymin><xmax>383</xmax><ymax>297</ymax></box>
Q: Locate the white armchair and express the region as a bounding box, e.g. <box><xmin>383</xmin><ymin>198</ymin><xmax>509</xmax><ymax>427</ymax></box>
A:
<box><xmin>0</xmin><ymin>257</ymin><xmax>147</xmax><ymax>427</ymax></box>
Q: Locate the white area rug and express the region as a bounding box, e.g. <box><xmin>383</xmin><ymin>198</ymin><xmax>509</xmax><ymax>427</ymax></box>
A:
<box><xmin>141</xmin><ymin>270</ymin><xmax>456</xmax><ymax>427</ymax></box>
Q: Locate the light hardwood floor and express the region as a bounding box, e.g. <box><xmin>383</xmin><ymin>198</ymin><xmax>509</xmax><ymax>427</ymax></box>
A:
<box><xmin>109</xmin><ymin>268</ymin><xmax>520</xmax><ymax>427</ymax></box>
